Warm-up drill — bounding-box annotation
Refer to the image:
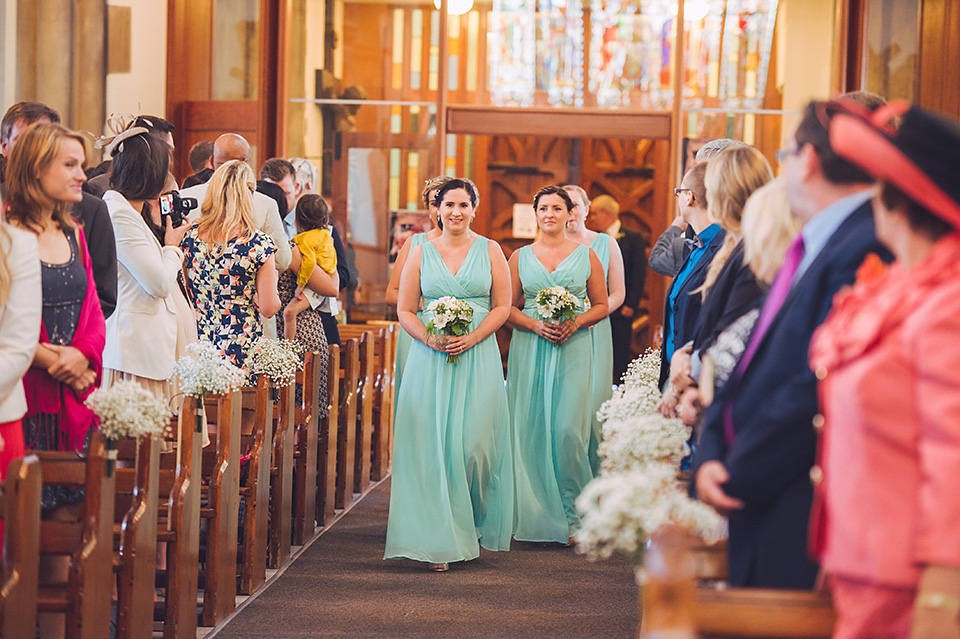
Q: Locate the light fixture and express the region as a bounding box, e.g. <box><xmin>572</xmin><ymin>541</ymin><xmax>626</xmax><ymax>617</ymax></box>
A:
<box><xmin>434</xmin><ymin>0</ymin><xmax>474</xmax><ymax>15</ymax></box>
<box><xmin>671</xmin><ymin>1</ymin><xmax>712</xmax><ymax>21</ymax></box>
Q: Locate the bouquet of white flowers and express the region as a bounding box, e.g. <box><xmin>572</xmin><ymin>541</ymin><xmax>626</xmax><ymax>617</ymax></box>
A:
<box><xmin>425</xmin><ymin>296</ymin><xmax>474</xmax><ymax>363</ymax></box>
<box><xmin>249</xmin><ymin>337</ymin><xmax>304</xmax><ymax>388</ymax></box>
<box><xmin>598</xmin><ymin>413</ymin><xmax>690</xmax><ymax>474</ymax></box>
<box><xmin>170</xmin><ymin>341</ymin><xmax>246</xmax><ymax>399</ymax></box>
<box><xmin>85</xmin><ymin>380</ymin><xmax>172</xmax><ymax>441</ymax></box>
<box><xmin>535</xmin><ymin>285</ymin><xmax>581</xmax><ymax>324</ymax></box>
<box><xmin>575</xmin><ymin>464</ymin><xmax>727</xmax><ymax>563</ymax></box>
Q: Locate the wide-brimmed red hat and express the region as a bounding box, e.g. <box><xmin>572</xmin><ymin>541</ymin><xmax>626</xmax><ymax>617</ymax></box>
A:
<box><xmin>829</xmin><ymin>100</ymin><xmax>960</xmax><ymax>228</ymax></box>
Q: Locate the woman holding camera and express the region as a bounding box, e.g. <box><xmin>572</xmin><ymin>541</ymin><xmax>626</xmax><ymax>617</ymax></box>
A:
<box><xmin>100</xmin><ymin>123</ymin><xmax>195</xmax><ymax>408</ymax></box>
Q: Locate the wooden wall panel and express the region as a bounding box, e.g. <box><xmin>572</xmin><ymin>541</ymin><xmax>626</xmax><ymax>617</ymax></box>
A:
<box><xmin>918</xmin><ymin>0</ymin><xmax>960</xmax><ymax>118</ymax></box>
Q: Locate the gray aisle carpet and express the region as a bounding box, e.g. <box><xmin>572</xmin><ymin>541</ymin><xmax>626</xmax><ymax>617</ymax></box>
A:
<box><xmin>213</xmin><ymin>478</ymin><xmax>639</xmax><ymax>638</ymax></box>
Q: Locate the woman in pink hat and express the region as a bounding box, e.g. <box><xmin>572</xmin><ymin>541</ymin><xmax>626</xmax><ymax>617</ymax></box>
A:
<box><xmin>810</xmin><ymin>102</ymin><xmax>960</xmax><ymax>639</ymax></box>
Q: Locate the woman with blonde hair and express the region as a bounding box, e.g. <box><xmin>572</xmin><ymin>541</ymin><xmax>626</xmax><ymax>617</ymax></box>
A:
<box><xmin>563</xmin><ymin>184</ymin><xmax>626</xmax><ymax>475</ymax></box>
<box><xmin>660</xmin><ymin>145</ymin><xmax>772</xmax><ymax>418</ymax></box>
<box><xmin>181</xmin><ymin>160</ymin><xmax>281</xmax><ymax>371</ymax></box>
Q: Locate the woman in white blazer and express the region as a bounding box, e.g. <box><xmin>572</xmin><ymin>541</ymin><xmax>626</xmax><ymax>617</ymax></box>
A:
<box><xmin>0</xmin><ymin>219</ymin><xmax>42</xmax><ymax>482</ymax></box>
<box><xmin>101</xmin><ymin>124</ymin><xmax>195</xmax><ymax>407</ymax></box>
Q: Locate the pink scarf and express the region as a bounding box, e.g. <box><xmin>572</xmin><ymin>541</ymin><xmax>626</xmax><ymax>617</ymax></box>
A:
<box><xmin>23</xmin><ymin>227</ymin><xmax>105</xmax><ymax>450</ymax></box>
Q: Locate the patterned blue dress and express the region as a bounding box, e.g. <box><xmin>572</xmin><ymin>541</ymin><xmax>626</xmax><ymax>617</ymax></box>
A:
<box><xmin>180</xmin><ymin>228</ymin><xmax>276</xmax><ymax>371</ymax></box>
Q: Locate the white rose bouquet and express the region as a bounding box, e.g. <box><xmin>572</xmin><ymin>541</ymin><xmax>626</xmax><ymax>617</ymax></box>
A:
<box><xmin>535</xmin><ymin>285</ymin><xmax>581</xmax><ymax>322</ymax></box>
<box><xmin>425</xmin><ymin>296</ymin><xmax>474</xmax><ymax>363</ymax></box>
<box><xmin>249</xmin><ymin>337</ymin><xmax>304</xmax><ymax>388</ymax></box>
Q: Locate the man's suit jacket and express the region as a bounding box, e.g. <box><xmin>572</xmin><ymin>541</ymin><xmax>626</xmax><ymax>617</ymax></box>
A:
<box><xmin>692</xmin><ymin>202</ymin><xmax>889</xmax><ymax>589</ymax></box>
<box><xmin>72</xmin><ymin>192</ymin><xmax>118</xmax><ymax>319</ymax></box>
<box><xmin>181</xmin><ymin>181</ymin><xmax>292</xmax><ymax>271</ymax></box>
<box><xmin>618</xmin><ymin>227</ymin><xmax>648</xmax><ymax>315</ymax></box>
<box><xmin>658</xmin><ymin>229</ymin><xmax>727</xmax><ymax>389</ymax></box>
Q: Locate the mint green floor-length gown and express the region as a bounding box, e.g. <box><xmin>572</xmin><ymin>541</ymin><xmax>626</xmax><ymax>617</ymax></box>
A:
<box><xmin>587</xmin><ymin>233</ymin><xmax>613</xmax><ymax>475</ymax></box>
<box><xmin>508</xmin><ymin>244</ymin><xmax>595</xmax><ymax>543</ymax></box>
<box><xmin>384</xmin><ymin>237</ymin><xmax>514</xmax><ymax>564</ymax></box>
<box><xmin>393</xmin><ymin>232</ymin><xmax>426</xmax><ymax>403</ymax></box>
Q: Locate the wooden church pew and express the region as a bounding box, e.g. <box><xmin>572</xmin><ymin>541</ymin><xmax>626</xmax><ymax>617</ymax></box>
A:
<box><xmin>334</xmin><ymin>338</ymin><xmax>359</xmax><ymax>510</ymax></box>
<box><xmin>316</xmin><ymin>343</ymin><xmax>340</xmax><ymax>527</ymax></box>
<box><xmin>113</xmin><ymin>435</ymin><xmax>159</xmax><ymax>639</ymax></box>
<box><xmin>239</xmin><ymin>379</ymin><xmax>273</xmax><ymax>595</ymax></box>
<box><xmin>34</xmin><ymin>431</ymin><xmax>115</xmax><ymax>639</ymax></box>
<box><xmin>292</xmin><ymin>350</ymin><xmax>321</xmax><ymax>545</ymax></box>
<box><xmin>268</xmin><ymin>379</ymin><xmax>296</xmax><ymax>568</ymax></box>
<box><xmin>0</xmin><ymin>455</ymin><xmax>42</xmax><ymax>639</ymax></box>
<box><xmin>199</xmin><ymin>390</ymin><xmax>241</xmax><ymax>626</ymax></box>
<box><xmin>156</xmin><ymin>399</ymin><xmax>202</xmax><ymax>639</ymax></box>
<box><xmin>694</xmin><ymin>587</ymin><xmax>836</xmax><ymax>638</ymax></box>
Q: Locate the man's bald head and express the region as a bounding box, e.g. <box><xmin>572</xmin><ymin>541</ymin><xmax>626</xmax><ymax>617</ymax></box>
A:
<box><xmin>213</xmin><ymin>133</ymin><xmax>251</xmax><ymax>168</ymax></box>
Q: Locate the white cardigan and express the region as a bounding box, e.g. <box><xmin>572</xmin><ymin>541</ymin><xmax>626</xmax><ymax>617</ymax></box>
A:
<box><xmin>102</xmin><ymin>190</ymin><xmax>184</xmax><ymax>380</ymax></box>
<box><xmin>0</xmin><ymin>225</ymin><xmax>41</xmax><ymax>422</ymax></box>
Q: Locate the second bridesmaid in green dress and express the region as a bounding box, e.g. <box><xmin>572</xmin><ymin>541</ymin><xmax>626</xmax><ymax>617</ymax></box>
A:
<box><xmin>507</xmin><ymin>185</ymin><xmax>609</xmax><ymax>544</ymax></box>
<box><xmin>563</xmin><ymin>185</ymin><xmax>626</xmax><ymax>476</ymax></box>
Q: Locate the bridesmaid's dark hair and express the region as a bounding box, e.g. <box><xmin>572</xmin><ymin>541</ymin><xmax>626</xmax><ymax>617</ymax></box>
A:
<box><xmin>533</xmin><ymin>184</ymin><xmax>574</xmax><ymax>212</ymax></box>
<box><xmin>432</xmin><ymin>178</ymin><xmax>479</xmax><ymax>208</ymax></box>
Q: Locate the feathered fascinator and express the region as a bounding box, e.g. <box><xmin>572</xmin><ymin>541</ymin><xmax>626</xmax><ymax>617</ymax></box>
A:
<box><xmin>94</xmin><ymin>113</ymin><xmax>149</xmax><ymax>157</ymax></box>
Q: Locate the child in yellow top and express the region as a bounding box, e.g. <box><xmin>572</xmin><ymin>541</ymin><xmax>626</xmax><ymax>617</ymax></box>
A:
<box><xmin>283</xmin><ymin>194</ymin><xmax>337</xmax><ymax>341</ymax></box>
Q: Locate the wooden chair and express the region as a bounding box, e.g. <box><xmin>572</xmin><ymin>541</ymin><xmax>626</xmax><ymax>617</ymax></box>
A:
<box><xmin>694</xmin><ymin>587</ymin><xmax>836</xmax><ymax>638</ymax></box>
<box><xmin>292</xmin><ymin>351</ymin><xmax>321</xmax><ymax>545</ymax></box>
<box><xmin>198</xmin><ymin>390</ymin><xmax>241</xmax><ymax>627</ymax></box>
<box><xmin>156</xmin><ymin>399</ymin><xmax>202</xmax><ymax>639</ymax></box>
<box><xmin>334</xmin><ymin>338</ymin><xmax>359</xmax><ymax>510</ymax></box>
<box><xmin>239</xmin><ymin>379</ymin><xmax>273</xmax><ymax>595</ymax></box>
<box><xmin>0</xmin><ymin>455</ymin><xmax>42</xmax><ymax>639</ymax></box>
<box><xmin>113</xmin><ymin>436</ymin><xmax>159</xmax><ymax>639</ymax></box>
<box><xmin>316</xmin><ymin>343</ymin><xmax>340</xmax><ymax>526</ymax></box>
<box><xmin>34</xmin><ymin>431</ymin><xmax>115</xmax><ymax>639</ymax></box>
<box><xmin>268</xmin><ymin>380</ymin><xmax>295</xmax><ymax>568</ymax></box>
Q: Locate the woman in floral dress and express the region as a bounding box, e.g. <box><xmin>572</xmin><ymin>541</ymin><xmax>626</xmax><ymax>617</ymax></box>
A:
<box><xmin>181</xmin><ymin>160</ymin><xmax>281</xmax><ymax>372</ymax></box>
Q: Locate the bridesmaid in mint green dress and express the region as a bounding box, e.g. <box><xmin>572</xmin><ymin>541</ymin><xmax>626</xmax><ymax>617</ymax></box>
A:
<box><xmin>563</xmin><ymin>185</ymin><xmax>626</xmax><ymax>475</ymax></box>
<box><xmin>385</xmin><ymin>176</ymin><xmax>449</xmax><ymax>399</ymax></box>
<box><xmin>507</xmin><ymin>185</ymin><xmax>609</xmax><ymax>544</ymax></box>
<box><xmin>385</xmin><ymin>178</ymin><xmax>513</xmax><ymax>572</ymax></box>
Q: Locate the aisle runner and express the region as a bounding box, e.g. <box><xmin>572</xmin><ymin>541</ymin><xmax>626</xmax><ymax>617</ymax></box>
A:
<box><xmin>211</xmin><ymin>478</ymin><xmax>638</xmax><ymax>638</ymax></box>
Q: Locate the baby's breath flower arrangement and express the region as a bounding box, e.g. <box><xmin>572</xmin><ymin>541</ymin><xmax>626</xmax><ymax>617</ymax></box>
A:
<box><xmin>171</xmin><ymin>342</ymin><xmax>246</xmax><ymax>398</ymax></box>
<box><xmin>424</xmin><ymin>296</ymin><xmax>474</xmax><ymax>363</ymax></box>
<box><xmin>170</xmin><ymin>342</ymin><xmax>245</xmax><ymax>431</ymax></box>
<box><xmin>86</xmin><ymin>380</ymin><xmax>172</xmax><ymax>441</ymax></box>
<box><xmin>577</xmin><ymin>348</ymin><xmax>728</xmax><ymax>565</ymax></box>
<box><xmin>575</xmin><ymin>464</ymin><xmax>727</xmax><ymax>563</ymax></box>
<box><xmin>249</xmin><ymin>337</ymin><xmax>304</xmax><ymax>388</ymax></box>
<box><xmin>85</xmin><ymin>380</ymin><xmax>172</xmax><ymax>474</ymax></box>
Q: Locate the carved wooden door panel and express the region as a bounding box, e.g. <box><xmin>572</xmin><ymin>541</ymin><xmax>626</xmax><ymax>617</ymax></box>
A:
<box><xmin>579</xmin><ymin>138</ymin><xmax>671</xmax><ymax>350</ymax></box>
<box><xmin>477</xmin><ymin>136</ymin><xmax>574</xmax><ymax>255</ymax></box>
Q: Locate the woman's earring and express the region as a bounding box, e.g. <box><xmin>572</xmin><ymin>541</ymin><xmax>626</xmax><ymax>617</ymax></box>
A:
<box><xmin>437</xmin><ymin>215</ymin><xmax>442</xmax><ymax>224</ymax></box>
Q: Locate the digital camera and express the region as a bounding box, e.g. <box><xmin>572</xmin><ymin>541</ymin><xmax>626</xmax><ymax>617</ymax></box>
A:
<box><xmin>159</xmin><ymin>191</ymin><xmax>199</xmax><ymax>228</ymax></box>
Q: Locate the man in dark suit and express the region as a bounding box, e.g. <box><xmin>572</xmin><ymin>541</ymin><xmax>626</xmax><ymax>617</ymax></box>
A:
<box><xmin>586</xmin><ymin>194</ymin><xmax>647</xmax><ymax>383</ymax></box>
<box><xmin>693</xmin><ymin>96</ymin><xmax>890</xmax><ymax>589</ymax></box>
<box><xmin>0</xmin><ymin>102</ymin><xmax>118</xmax><ymax>318</ymax></box>
<box><xmin>657</xmin><ymin>162</ymin><xmax>724</xmax><ymax>391</ymax></box>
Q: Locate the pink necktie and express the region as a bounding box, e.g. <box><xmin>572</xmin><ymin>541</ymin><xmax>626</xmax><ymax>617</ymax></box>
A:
<box><xmin>723</xmin><ymin>235</ymin><xmax>806</xmax><ymax>445</ymax></box>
